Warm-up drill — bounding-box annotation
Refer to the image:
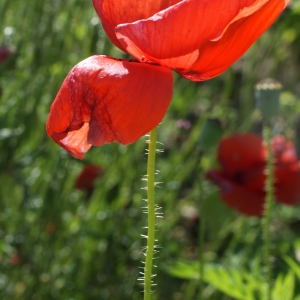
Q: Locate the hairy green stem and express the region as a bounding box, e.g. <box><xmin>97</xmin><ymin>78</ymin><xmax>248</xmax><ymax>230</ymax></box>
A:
<box><xmin>144</xmin><ymin>128</ymin><xmax>157</xmax><ymax>300</ymax></box>
<box><xmin>263</xmin><ymin>124</ymin><xmax>274</xmax><ymax>300</ymax></box>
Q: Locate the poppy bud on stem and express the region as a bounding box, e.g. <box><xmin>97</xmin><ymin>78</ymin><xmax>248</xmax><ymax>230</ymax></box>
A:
<box><xmin>255</xmin><ymin>79</ymin><xmax>281</xmax><ymax>300</ymax></box>
<box><xmin>262</xmin><ymin>124</ymin><xmax>274</xmax><ymax>300</ymax></box>
<box><xmin>255</xmin><ymin>78</ymin><xmax>282</xmax><ymax>121</ymax></box>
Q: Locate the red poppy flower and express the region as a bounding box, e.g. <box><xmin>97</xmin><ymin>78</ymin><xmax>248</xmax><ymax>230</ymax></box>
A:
<box><xmin>75</xmin><ymin>164</ymin><xmax>103</xmax><ymax>190</ymax></box>
<box><xmin>47</xmin><ymin>0</ymin><xmax>289</xmax><ymax>159</ymax></box>
<box><xmin>206</xmin><ymin>134</ymin><xmax>300</xmax><ymax>216</ymax></box>
<box><xmin>0</xmin><ymin>45</ymin><xmax>11</xmax><ymax>62</ymax></box>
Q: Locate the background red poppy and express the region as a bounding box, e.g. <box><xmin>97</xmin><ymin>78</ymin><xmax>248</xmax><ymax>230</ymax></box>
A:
<box><xmin>206</xmin><ymin>134</ymin><xmax>300</xmax><ymax>216</ymax></box>
<box><xmin>75</xmin><ymin>164</ymin><xmax>103</xmax><ymax>191</ymax></box>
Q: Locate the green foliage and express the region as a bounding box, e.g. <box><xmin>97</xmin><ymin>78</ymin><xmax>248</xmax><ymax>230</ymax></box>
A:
<box><xmin>1</xmin><ymin>0</ymin><xmax>300</xmax><ymax>299</ymax></box>
<box><xmin>167</xmin><ymin>260</ymin><xmax>296</xmax><ymax>300</ymax></box>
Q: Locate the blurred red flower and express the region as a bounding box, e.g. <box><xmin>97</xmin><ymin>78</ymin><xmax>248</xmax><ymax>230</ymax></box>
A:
<box><xmin>75</xmin><ymin>164</ymin><xmax>103</xmax><ymax>191</ymax></box>
<box><xmin>9</xmin><ymin>254</ymin><xmax>20</xmax><ymax>266</ymax></box>
<box><xmin>0</xmin><ymin>45</ymin><xmax>11</xmax><ymax>62</ymax></box>
<box><xmin>206</xmin><ymin>134</ymin><xmax>300</xmax><ymax>216</ymax></box>
<box><xmin>46</xmin><ymin>223</ymin><xmax>56</xmax><ymax>234</ymax></box>
<box><xmin>47</xmin><ymin>0</ymin><xmax>289</xmax><ymax>159</ymax></box>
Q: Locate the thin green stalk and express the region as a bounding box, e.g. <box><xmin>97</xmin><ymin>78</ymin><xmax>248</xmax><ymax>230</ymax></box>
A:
<box><xmin>198</xmin><ymin>167</ymin><xmax>205</xmax><ymax>300</ymax></box>
<box><xmin>263</xmin><ymin>124</ymin><xmax>274</xmax><ymax>300</ymax></box>
<box><xmin>144</xmin><ymin>128</ymin><xmax>157</xmax><ymax>300</ymax></box>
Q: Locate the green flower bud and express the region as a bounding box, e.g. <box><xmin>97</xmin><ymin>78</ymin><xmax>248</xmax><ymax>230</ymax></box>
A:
<box><xmin>255</xmin><ymin>78</ymin><xmax>282</xmax><ymax>121</ymax></box>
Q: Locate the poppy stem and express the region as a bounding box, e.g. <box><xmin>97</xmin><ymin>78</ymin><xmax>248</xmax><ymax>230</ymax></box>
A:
<box><xmin>199</xmin><ymin>185</ymin><xmax>205</xmax><ymax>298</ymax></box>
<box><xmin>263</xmin><ymin>123</ymin><xmax>274</xmax><ymax>300</ymax></box>
<box><xmin>144</xmin><ymin>127</ymin><xmax>157</xmax><ymax>300</ymax></box>
<box><xmin>198</xmin><ymin>157</ymin><xmax>205</xmax><ymax>300</ymax></box>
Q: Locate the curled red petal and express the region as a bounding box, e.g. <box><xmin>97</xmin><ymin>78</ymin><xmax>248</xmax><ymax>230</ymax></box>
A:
<box><xmin>93</xmin><ymin>0</ymin><xmax>181</xmax><ymax>51</ymax></box>
<box><xmin>115</xmin><ymin>0</ymin><xmax>289</xmax><ymax>81</ymax></box>
<box><xmin>206</xmin><ymin>170</ymin><xmax>264</xmax><ymax>216</ymax></box>
<box><xmin>46</xmin><ymin>55</ymin><xmax>173</xmax><ymax>159</ymax></box>
<box><xmin>217</xmin><ymin>133</ymin><xmax>265</xmax><ymax>178</ymax></box>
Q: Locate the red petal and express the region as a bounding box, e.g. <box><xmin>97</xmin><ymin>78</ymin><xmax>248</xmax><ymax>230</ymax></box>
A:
<box><xmin>206</xmin><ymin>170</ymin><xmax>264</xmax><ymax>216</ymax></box>
<box><xmin>46</xmin><ymin>55</ymin><xmax>173</xmax><ymax>159</ymax></box>
<box><xmin>274</xmin><ymin>162</ymin><xmax>299</xmax><ymax>186</ymax></box>
<box><xmin>272</xmin><ymin>135</ymin><xmax>298</xmax><ymax>165</ymax></box>
<box><xmin>115</xmin><ymin>0</ymin><xmax>288</xmax><ymax>81</ymax></box>
<box><xmin>93</xmin><ymin>0</ymin><xmax>181</xmax><ymax>51</ymax></box>
<box><xmin>237</xmin><ymin>165</ymin><xmax>266</xmax><ymax>191</ymax></box>
<box><xmin>276</xmin><ymin>171</ymin><xmax>300</xmax><ymax>205</ymax></box>
<box><xmin>271</xmin><ymin>135</ymin><xmax>300</xmax><ymax>185</ymax></box>
<box><xmin>218</xmin><ymin>133</ymin><xmax>265</xmax><ymax>177</ymax></box>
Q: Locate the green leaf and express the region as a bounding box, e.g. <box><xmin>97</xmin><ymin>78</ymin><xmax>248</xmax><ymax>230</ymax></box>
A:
<box><xmin>272</xmin><ymin>271</ymin><xmax>295</xmax><ymax>300</ymax></box>
<box><xmin>284</xmin><ymin>256</ymin><xmax>300</xmax><ymax>281</ymax></box>
<box><xmin>166</xmin><ymin>260</ymin><xmax>264</xmax><ymax>300</ymax></box>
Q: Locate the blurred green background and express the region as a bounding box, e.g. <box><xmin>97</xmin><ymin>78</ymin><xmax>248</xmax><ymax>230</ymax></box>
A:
<box><xmin>1</xmin><ymin>1</ymin><xmax>300</xmax><ymax>299</ymax></box>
